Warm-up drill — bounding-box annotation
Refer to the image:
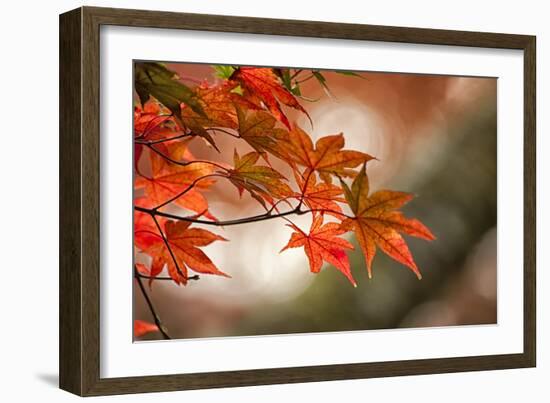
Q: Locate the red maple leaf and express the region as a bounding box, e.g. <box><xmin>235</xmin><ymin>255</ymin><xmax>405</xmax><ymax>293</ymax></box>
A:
<box><xmin>231</xmin><ymin>67</ymin><xmax>311</xmax><ymax>130</ymax></box>
<box><xmin>281</xmin><ymin>215</ymin><xmax>356</xmax><ymax>286</ymax></box>
<box><xmin>134</xmin><ymin>211</ymin><xmax>229</xmax><ymax>284</ymax></box>
<box><xmin>340</xmin><ymin>164</ymin><xmax>435</xmax><ymax>278</ymax></box>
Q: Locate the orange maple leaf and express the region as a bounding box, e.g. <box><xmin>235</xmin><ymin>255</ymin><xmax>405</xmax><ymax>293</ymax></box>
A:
<box><xmin>134</xmin><ymin>146</ymin><xmax>217</xmax><ymax>219</ymax></box>
<box><xmin>236</xmin><ymin>107</ymin><xmax>290</xmax><ymax>160</ymax></box>
<box><xmin>282</xmin><ymin>126</ymin><xmax>375</xmax><ymax>183</ymax></box>
<box><xmin>182</xmin><ymin>81</ymin><xmax>260</xmax><ymax>130</ymax></box>
<box><xmin>134</xmin><ymin>211</ymin><xmax>228</xmax><ymax>285</ymax></box>
<box><xmin>134</xmin><ymin>101</ymin><xmax>174</xmax><ymax>139</ymax></box>
<box><xmin>134</xmin><ymin>100</ymin><xmax>180</xmax><ymax>168</ymax></box>
<box><xmin>281</xmin><ymin>215</ymin><xmax>356</xmax><ymax>286</ymax></box>
<box><xmin>295</xmin><ymin>170</ymin><xmax>346</xmax><ymax>217</ymax></box>
<box><xmin>230</xmin><ymin>67</ymin><xmax>310</xmax><ymax>130</ymax></box>
<box><xmin>228</xmin><ymin>150</ymin><xmax>292</xmax><ymax>209</ymax></box>
<box><xmin>340</xmin><ymin>164</ymin><xmax>435</xmax><ymax>279</ymax></box>
<box><xmin>134</xmin><ymin>320</ymin><xmax>159</xmax><ymax>337</ymax></box>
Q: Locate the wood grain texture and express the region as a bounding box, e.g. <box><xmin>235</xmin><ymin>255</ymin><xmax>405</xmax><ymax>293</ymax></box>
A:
<box><xmin>59</xmin><ymin>8</ymin><xmax>83</xmax><ymax>396</ymax></box>
<box><xmin>59</xmin><ymin>6</ymin><xmax>537</xmax><ymax>396</ymax></box>
<box><xmin>523</xmin><ymin>38</ymin><xmax>536</xmax><ymax>367</ymax></box>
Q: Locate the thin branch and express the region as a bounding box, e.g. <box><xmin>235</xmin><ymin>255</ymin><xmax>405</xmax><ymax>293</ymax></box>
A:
<box><xmin>295</xmin><ymin>74</ymin><xmax>315</xmax><ymax>85</ymax></box>
<box><xmin>296</xmin><ymin>169</ymin><xmax>314</xmax><ymax>211</ymax></box>
<box><xmin>147</xmin><ymin>143</ymin><xmax>229</xmax><ymax>172</ymax></box>
<box><xmin>134</xmin><ymin>265</ymin><xmax>171</xmax><ymax>340</ymax></box>
<box><xmin>135</xmin><ymin>126</ymin><xmax>240</xmax><ymax>145</ymax></box>
<box><xmin>265</xmin><ymin>195</ymin><xmax>297</xmax><ymax>215</ymax></box>
<box><xmin>135</xmin><ymin>132</ymin><xmax>191</xmax><ymax>145</ymax></box>
<box><xmin>136</xmin><ymin>205</ymin><xmax>302</xmax><ymax>226</ymax></box>
<box><xmin>135</xmin><ymin>205</ymin><xmax>351</xmax><ymax>227</ymax></box>
<box><xmin>153</xmin><ymin>173</ymin><xmax>225</xmax><ymax>211</ymax></box>
<box><xmin>136</xmin><ymin>272</ymin><xmax>200</xmax><ymax>281</ymax></box>
<box><xmin>205</xmin><ymin>127</ymin><xmax>241</xmax><ymax>138</ymax></box>
<box><xmin>290</xmin><ymin>69</ymin><xmax>303</xmax><ymax>80</ymax></box>
<box><xmin>305</xmin><ymin>208</ymin><xmax>351</xmax><ymax>219</ymax></box>
<box><xmin>134</xmin><ymin>114</ymin><xmax>173</xmax><ymax>140</ymax></box>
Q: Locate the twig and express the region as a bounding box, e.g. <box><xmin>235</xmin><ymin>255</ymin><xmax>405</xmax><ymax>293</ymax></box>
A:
<box><xmin>295</xmin><ymin>74</ymin><xmax>315</xmax><ymax>84</ymax></box>
<box><xmin>147</xmin><ymin>143</ymin><xmax>229</xmax><ymax>172</ymax></box>
<box><xmin>205</xmin><ymin>127</ymin><xmax>241</xmax><ymax>138</ymax></box>
<box><xmin>135</xmin><ymin>205</ymin><xmax>351</xmax><ymax>227</ymax></box>
<box><xmin>136</xmin><ymin>272</ymin><xmax>200</xmax><ymax>281</ymax></box>
<box><xmin>290</xmin><ymin>69</ymin><xmax>303</xmax><ymax>80</ymax></box>
<box><xmin>134</xmin><ymin>265</ymin><xmax>171</xmax><ymax>340</ymax></box>
<box><xmin>135</xmin><ymin>132</ymin><xmax>191</xmax><ymax>145</ymax></box>
<box><xmin>153</xmin><ymin>173</ymin><xmax>225</xmax><ymax>211</ymax></box>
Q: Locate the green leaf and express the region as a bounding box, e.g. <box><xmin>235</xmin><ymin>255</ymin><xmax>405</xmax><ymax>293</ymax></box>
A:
<box><xmin>339</xmin><ymin>164</ymin><xmax>368</xmax><ymax>214</ymax></box>
<box><xmin>281</xmin><ymin>69</ymin><xmax>292</xmax><ymax>90</ymax></box>
<box><xmin>134</xmin><ymin>62</ymin><xmax>206</xmax><ymax>120</ymax></box>
<box><xmin>312</xmin><ymin>71</ymin><xmax>334</xmax><ymax>98</ymax></box>
<box><xmin>335</xmin><ymin>70</ymin><xmax>366</xmax><ymax>79</ymax></box>
<box><xmin>213</xmin><ymin>65</ymin><xmax>236</xmax><ymax>80</ymax></box>
<box><xmin>312</xmin><ymin>71</ymin><xmax>326</xmax><ymax>85</ymax></box>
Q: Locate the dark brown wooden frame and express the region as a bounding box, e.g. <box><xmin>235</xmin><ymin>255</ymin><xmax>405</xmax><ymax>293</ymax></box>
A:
<box><xmin>59</xmin><ymin>6</ymin><xmax>536</xmax><ymax>396</ymax></box>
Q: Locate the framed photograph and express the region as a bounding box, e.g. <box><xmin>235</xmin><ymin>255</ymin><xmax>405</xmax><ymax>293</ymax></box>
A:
<box><xmin>59</xmin><ymin>6</ymin><xmax>536</xmax><ymax>396</ymax></box>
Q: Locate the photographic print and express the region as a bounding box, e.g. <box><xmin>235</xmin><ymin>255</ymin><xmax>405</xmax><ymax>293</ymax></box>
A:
<box><xmin>132</xmin><ymin>62</ymin><xmax>497</xmax><ymax>341</ymax></box>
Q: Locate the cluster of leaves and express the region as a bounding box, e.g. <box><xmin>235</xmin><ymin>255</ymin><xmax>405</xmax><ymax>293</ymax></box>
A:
<box><xmin>133</xmin><ymin>63</ymin><xmax>434</xmax><ymax>338</ymax></box>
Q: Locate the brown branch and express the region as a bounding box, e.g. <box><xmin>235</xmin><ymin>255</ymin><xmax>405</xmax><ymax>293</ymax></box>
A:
<box><xmin>290</xmin><ymin>69</ymin><xmax>303</xmax><ymax>80</ymax></box>
<box><xmin>147</xmin><ymin>143</ymin><xmax>229</xmax><ymax>172</ymax></box>
<box><xmin>296</xmin><ymin>168</ymin><xmax>315</xmax><ymax>211</ymax></box>
<box><xmin>153</xmin><ymin>173</ymin><xmax>226</xmax><ymax>211</ymax></box>
<box><xmin>205</xmin><ymin>127</ymin><xmax>241</xmax><ymax>138</ymax></box>
<box><xmin>134</xmin><ymin>265</ymin><xmax>171</xmax><ymax>340</ymax></box>
<box><xmin>135</xmin><ymin>126</ymin><xmax>240</xmax><ymax>145</ymax></box>
<box><xmin>135</xmin><ymin>205</ymin><xmax>351</xmax><ymax>227</ymax></box>
<box><xmin>295</xmin><ymin>74</ymin><xmax>315</xmax><ymax>84</ymax></box>
<box><xmin>136</xmin><ymin>272</ymin><xmax>200</xmax><ymax>281</ymax></box>
<box><xmin>135</xmin><ymin>132</ymin><xmax>191</xmax><ymax>145</ymax></box>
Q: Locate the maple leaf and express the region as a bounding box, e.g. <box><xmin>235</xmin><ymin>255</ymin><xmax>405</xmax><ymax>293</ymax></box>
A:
<box><xmin>295</xmin><ymin>170</ymin><xmax>346</xmax><ymax>217</ymax></box>
<box><xmin>135</xmin><ymin>263</ymin><xmax>151</xmax><ymax>276</ymax></box>
<box><xmin>133</xmin><ymin>63</ymin><xmax>227</xmax><ymax>150</ymax></box>
<box><xmin>340</xmin><ymin>164</ymin><xmax>435</xmax><ymax>279</ymax></box>
<box><xmin>230</xmin><ymin>67</ymin><xmax>311</xmax><ymax>129</ymax></box>
<box><xmin>134</xmin><ymin>148</ymin><xmax>217</xmax><ymax>219</ymax></box>
<box><xmin>179</xmin><ymin>81</ymin><xmax>251</xmax><ymax>151</ymax></box>
<box><xmin>281</xmin><ymin>215</ymin><xmax>356</xmax><ymax>286</ymax></box>
<box><xmin>134</xmin><ymin>100</ymin><xmax>180</xmax><ymax>168</ymax></box>
<box><xmin>281</xmin><ymin>126</ymin><xmax>375</xmax><ymax>183</ymax></box>
<box><xmin>236</xmin><ymin>107</ymin><xmax>290</xmax><ymax>160</ymax></box>
<box><xmin>134</xmin><ymin>211</ymin><xmax>228</xmax><ymax>284</ymax></box>
<box><xmin>134</xmin><ymin>209</ymin><xmax>162</xmax><ymax>251</ymax></box>
<box><xmin>182</xmin><ymin>81</ymin><xmax>260</xmax><ymax>131</ymax></box>
<box><xmin>228</xmin><ymin>150</ymin><xmax>292</xmax><ymax>209</ymax></box>
<box><xmin>134</xmin><ymin>62</ymin><xmax>206</xmax><ymax>122</ymax></box>
<box><xmin>134</xmin><ymin>320</ymin><xmax>159</xmax><ymax>337</ymax></box>
<box><xmin>134</xmin><ymin>102</ymin><xmax>173</xmax><ymax>140</ymax></box>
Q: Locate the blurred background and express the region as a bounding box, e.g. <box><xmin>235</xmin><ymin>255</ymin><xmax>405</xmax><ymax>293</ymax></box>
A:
<box><xmin>134</xmin><ymin>63</ymin><xmax>497</xmax><ymax>340</ymax></box>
